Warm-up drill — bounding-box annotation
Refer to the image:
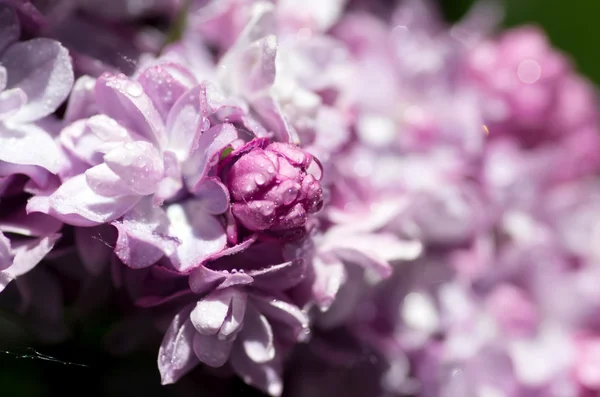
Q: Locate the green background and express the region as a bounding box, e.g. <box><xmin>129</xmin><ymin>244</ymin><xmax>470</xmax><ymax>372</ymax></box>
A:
<box><xmin>442</xmin><ymin>0</ymin><xmax>600</xmax><ymax>84</ymax></box>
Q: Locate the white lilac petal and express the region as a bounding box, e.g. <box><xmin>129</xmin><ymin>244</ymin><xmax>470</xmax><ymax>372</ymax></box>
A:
<box><xmin>220</xmin><ymin>289</ymin><xmax>248</xmax><ymax>339</ymax></box>
<box><xmin>154</xmin><ymin>150</ymin><xmax>183</xmax><ymax>205</ymax></box>
<box><xmin>183</xmin><ymin>123</ymin><xmax>238</xmax><ymax>192</ymax></box>
<box><xmin>230</xmin><ymin>342</ymin><xmax>283</xmax><ymax>397</ymax></box>
<box><xmin>85</xmin><ymin>164</ymin><xmax>137</xmax><ymax>197</ymax></box>
<box><xmin>0</xmin><ymin>87</ymin><xmax>26</xmax><ymax>121</ymax></box>
<box><xmin>278</xmin><ymin>0</ymin><xmax>347</xmax><ymax>32</ymax></box>
<box><xmin>42</xmin><ymin>173</ymin><xmax>140</xmax><ymax>226</ymax></box>
<box><xmin>190</xmin><ymin>289</ymin><xmax>233</xmax><ymax>336</ymax></box>
<box><xmin>165</xmin><ymin>84</ymin><xmax>208</xmax><ymax>161</ymax></box>
<box><xmin>166</xmin><ymin>200</ymin><xmax>227</xmax><ymax>272</ymax></box>
<box><xmin>104</xmin><ymin>141</ymin><xmax>165</xmax><ymax>196</ymax></box>
<box><xmin>311</xmin><ymin>256</ymin><xmax>347</xmax><ymax>311</ymax></box>
<box><xmin>59</xmin><ymin>120</ymin><xmax>105</xmax><ymax>166</ymax></box>
<box><xmin>193</xmin><ymin>178</ymin><xmax>230</xmax><ymax>215</ymax></box>
<box><xmin>0</xmin><ymin>123</ymin><xmax>63</xmax><ymax>173</ymax></box>
<box><xmin>158</xmin><ymin>307</ymin><xmax>199</xmax><ymax>385</ymax></box>
<box><xmin>240</xmin><ymin>304</ymin><xmax>275</xmax><ymax>364</ymax></box>
<box><xmin>0</xmin><ymin>233</ymin><xmax>60</xmax><ymax>293</ymax></box>
<box><xmin>86</xmin><ymin>114</ymin><xmax>136</xmax><ymax>144</ymax></box>
<box><xmin>94</xmin><ymin>73</ymin><xmax>166</xmax><ymax>147</ymax></box>
<box><xmin>324</xmin><ymin>231</ymin><xmax>423</xmax><ymax>262</ymax></box>
<box><xmin>64</xmin><ymin>75</ymin><xmax>98</xmax><ymax>122</ymax></box>
<box><xmin>250</xmin><ymin>295</ymin><xmax>310</xmax><ymax>342</ymax></box>
<box><xmin>113</xmin><ymin>199</ymin><xmax>179</xmax><ymax>269</ymax></box>
<box><xmin>192</xmin><ymin>332</ymin><xmax>235</xmax><ymax>368</ymax></box>
<box><xmin>137</xmin><ymin>63</ymin><xmax>196</xmax><ymax>122</ymax></box>
<box><xmin>0</xmin><ymin>232</ymin><xmax>12</xmax><ymax>272</ymax></box>
<box><xmin>2</xmin><ymin>38</ymin><xmax>74</xmax><ymax>124</ymax></box>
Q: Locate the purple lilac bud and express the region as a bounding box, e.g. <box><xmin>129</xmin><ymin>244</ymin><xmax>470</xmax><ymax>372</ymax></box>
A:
<box><xmin>224</xmin><ymin>138</ymin><xmax>323</xmax><ymax>239</ymax></box>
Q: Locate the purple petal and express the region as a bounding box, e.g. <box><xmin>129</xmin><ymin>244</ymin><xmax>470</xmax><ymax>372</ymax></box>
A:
<box><xmin>0</xmin><ymin>5</ymin><xmax>19</xmax><ymax>54</ymax></box>
<box><xmin>113</xmin><ymin>199</ymin><xmax>179</xmax><ymax>269</ymax></box>
<box><xmin>36</xmin><ymin>173</ymin><xmax>140</xmax><ymax>226</ymax></box>
<box><xmin>0</xmin><ymin>123</ymin><xmax>63</xmax><ymax>173</ymax></box>
<box><xmin>248</xmin><ymin>259</ymin><xmax>306</xmax><ymax>291</ymax></box>
<box><xmin>324</xmin><ymin>232</ymin><xmax>423</xmax><ymax>277</ymax></box>
<box><xmin>188</xmin><ymin>265</ymin><xmax>228</xmax><ymax>295</ymax></box>
<box><xmin>311</xmin><ymin>256</ymin><xmax>346</xmax><ymax>311</ymax></box>
<box><xmin>86</xmin><ymin>114</ymin><xmax>136</xmax><ymax>144</ymax></box>
<box><xmin>64</xmin><ymin>75</ymin><xmax>98</xmax><ymax>123</ymax></box>
<box><xmin>104</xmin><ymin>141</ymin><xmax>165</xmax><ymax>196</ymax></box>
<box><xmin>190</xmin><ymin>289</ymin><xmax>233</xmax><ymax>335</ymax></box>
<box><xmin>94</xmin><ymin>73</ymin><xmax>166</xmax><ymax>147</ymax></box>
<box><xmin>59</xmin><ymin>119</ymin><xmax>104</xmax><ymax>167</ymax></box>
<box><xmin>137</xmin><ymin>63</ymin><xmax>196</xmax><ymax>122</ymax></box>
<box><xmin>250</xmin><ymin>294</ymin><xmax>310</xmax><ymax>342</ymax></box>
<box><xmin>239</xmin><ymin>303</ymin><xmax>275</xmax><ymax>364</ymax></box>
<box><xmin>192</xmin><ymin>178</ymin><xmax>230</xmax><ymax>215</ymax></box>
<box><xmin>183</xmin><ymin>123</ymin><xmax>238</xmax><ymax>191</ymax></box>
<box><xmin>220</xmin><ymin>289</ymin><xmax>248</xmax><ymax>338</ymax></box>
<box><xmin>166</xmin><ymin>200</ymin><xmax>227</xmax><ymax>272</ymax></box>
<box><xmin>1</xmin><ymin>38</ymin><xmax>74</xmax><ymax>123</ymax></box>
<box><xmin>154</xmin><ymin>150</ymin><xmax>183</xmax><ymax>205</ymax></box>
<box><xmin>230</xmin><ymin>342</ymin><xmax>283</xmax><ymax>397</ymax></box>
<box><xmin>0</xmin><ymin>233</ymin><xmax>60</xmax><ymax>293</ymax></box>
<box><xmin>0</xmin><ymin>87</ymin><xmax>26</xmax><ymax>120</ymax></box>
<box><xmin>253</xmin><ymin>96</ymin><xmax>299</xmax><ymax>144</ymax></box>
<box><xmin>0</xmin><ymin>232</ymin><xmax>12</xmax><ymax>272</ymax></box>
<box><xmin>188</xmin><ymin>265</ymin><xmax>253</xmax><ymax>295</ymax></box>
<box><xmin>158</xmin><ymin>306</ymin><xmax>199</xmax><ymax>385</ymax></box>
<box><xmin>85</xmin><ymin>164</ymin><xmax>137</xmax><ymax>197</ymax></box>
<box><xmin>75</xmin><ymin>225</ymin><xmax>115</xmax><ymax>275</ymax></box>
<box><xmin>192</xmin><ymin>332</ymin><xmax>235</xmax><ymax>367</ymax></box>
<box><xmin>0</xmin><ymin>206</ymin><xmax>62</xmax><ymax>237</ymax></box>
<box><xmin>165</xmin><ymin>84</ymin><xmax>208</xmax><ymax>161</ymax></box>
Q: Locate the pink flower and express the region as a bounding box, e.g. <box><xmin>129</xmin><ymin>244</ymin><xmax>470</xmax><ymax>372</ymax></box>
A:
<box><xmin>223</xmin><ymin>138</ymin><xmax>323</xmax><ymax>240</ymax></box>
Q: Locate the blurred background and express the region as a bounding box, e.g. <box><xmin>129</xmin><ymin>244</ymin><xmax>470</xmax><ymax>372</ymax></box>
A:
<box><xmin>1</xmin><ymin>0</ymin><xmax>598</xmax><ymax>396</ymax></box>
<box><xmin>442</xmin><ymin>0</ymin><xmax>600</xmax><ymax>84</ymax></box>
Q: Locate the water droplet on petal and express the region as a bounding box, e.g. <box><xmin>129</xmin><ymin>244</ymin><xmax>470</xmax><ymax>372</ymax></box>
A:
<box><xmin>125</xmin><ymin>80</ymin><xmax>144</xmax><ymax>97</ymax></box>
<box><xmin>200</xmin><ymin>116</ymin><xmax>210</xmax><ymax>131</ymax></box>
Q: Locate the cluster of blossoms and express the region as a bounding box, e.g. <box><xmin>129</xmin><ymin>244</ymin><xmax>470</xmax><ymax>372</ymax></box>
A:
<box><xmin>1</xmin><ymin>0</ymin><xmax>600</xmax><ymax>396</ymax></box>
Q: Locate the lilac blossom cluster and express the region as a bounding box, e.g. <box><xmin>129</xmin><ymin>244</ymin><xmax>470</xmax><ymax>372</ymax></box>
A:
<box><xmin>1</xmin><ymin>0</ymin><xmax>600</xmax><ymax>396</ymax></box>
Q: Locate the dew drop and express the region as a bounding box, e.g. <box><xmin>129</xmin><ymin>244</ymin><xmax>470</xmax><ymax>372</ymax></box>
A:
<box><xmin>125</xmin><ymin>80</ymin><xmax>144</xmax><ymax>97</ymax></box>
<box><xmin>255</xmin><ymin>175</ymin><xmax>266</xmax><ymax>185</ymax></box>
<box><xmin>200</xmin><ymin>116</ymin><xmax>210</xmax><ymax>131</ymax></box>
<box><xmin>282</xmin><ymin>187</ymin><xmax>298</xmax><ymax>205</ymax></box>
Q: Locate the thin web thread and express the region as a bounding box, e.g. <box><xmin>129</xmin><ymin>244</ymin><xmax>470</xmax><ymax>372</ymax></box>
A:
<box><xmin>0</xmin><ymin>347</ymin><xmax>89</xmax><ymax>368</ymax></box>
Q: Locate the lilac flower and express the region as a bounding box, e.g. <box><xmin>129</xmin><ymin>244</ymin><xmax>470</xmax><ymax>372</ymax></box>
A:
<box><xmin>0</xmin><ymin>4</ymin><xmax>73</xmax><ymax>175</ymax></box>
<box><xmin>27</xmin><ymin>62</ymin><xmax>244</xmax><ymax>271</ymax></box>
<box><xmin>0</xmin><ymin>3</ymin><xmax>73</xmax><ymax>293</ymax></box>
<box><xmin>184</xmin><ymin>1</ymin><xmax>355</xmax><ymax>162</ymax></box>
<box><xmin>464</xmin><ymin>26</ymin><xmax>600</xmax><ymax>180</ymax></box>
<box><xmin>154</xmin><ymin>243</ymin><xmax>309</xmax><ymax>396</ymax></box>
<box><xmin>222</xmin><ymin>138</ymin><xmax>323</xmax><ymax>240</ymax></box>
